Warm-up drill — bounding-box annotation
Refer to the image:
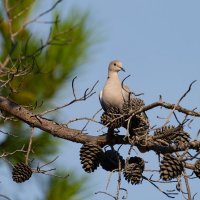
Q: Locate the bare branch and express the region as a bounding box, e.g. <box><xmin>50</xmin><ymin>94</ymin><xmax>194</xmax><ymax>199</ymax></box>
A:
<box><xmin>39</xmin><ymin>80</ymin><xmax>98</xmax><ymax>116</ymax></box>
<box><xmin>0</xmin><ymin>194</ymin><xmax>12</xmax><ymax>200</ymax></box>
<box><xmin>163</xmin><ymin>80</ymin><xmax>197</xmax><ymax>126</ymax></box>
<box><xmin>25</xmin><ymin>128</ymin><xmax>34</xmax><ymax>165</ymax></box>
<box><xmin>12</xmin><ymin>0</ymin><xmax>63</xmax><ymax>38</ymax></box>
<box><xmin>39</xmin><ymin>156</ymin><xmax>59</xmax><ymax>169</ymax></box>
<box><xmin>143</xmin><ymin>176</ymin><xmax>178</xmax><ymax>198</ymax></box>
<box><xmin>95</xmin><ymin>191</ymin><xmax>116</xmax><ymax>200</ymax></box>
<box><xmin>0</xmin><ymin>146</ymin><xmax>27</xmax><ymax>158</ymax></box>
<box><xmin>183</xmin><ymin>169</ymin><xmax>192</xmax><ymax>200</ymax></box>
<box><xmin>132</xmin><ymin>100</ymin><xmax>200</xmax><ymax>117</ymax></box>
<box><xmin>0</xmin><ymin>129</ymin><xmax>17</xmax><ymax>137</ymax></box>
<box><xmin>72</xmin><ymin>76</ymin><xmax>77</xmax><ymax>99</ymax></box>
<box><xmin>1</xmin><ymin>95</ymin><xmax>200</xmax><ymax>155</ymax></box>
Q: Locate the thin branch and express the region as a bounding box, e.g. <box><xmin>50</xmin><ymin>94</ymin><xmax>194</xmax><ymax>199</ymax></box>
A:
<box><xmin>0</xmin><ymin>129</ymin><xmax>17</xmax><ymax>137</ymax></box>
<box><xmin>0</xmin><ymin>146</ymin><xmax>27</xmax><ymax>158</ymax></box>
<box><xmin>39</xmin><ymin>80</ymin><xmax>98</xmax><ymax>116</ymax></box>
<box><xmin>143</xmin><ymin>176</ymin><xmax>178</xmax><ymax>198</ymax></box>
<box><xmin>0</xmin><ymin>194</ymin><xmax>12</xmax><ymax>200</ymax></box>
<box><xmin>115</xmin><ymin>160</ymin><xmax>122</xmax><ymax>200</ymax></box>
<box><xmin>12</xmin><ymin>0</ymin><xmax>63</xmax><ymax>37</ymax></box>
<box><xmin>95</xmin><ymin>191</ymin><xmax>116</xmax><ymax>200</ymax></box>
<box><xmin>132</xmin><ymin>100</ymin><xmax>200</xmax><ymax>117</ymax></box>
<box><xmin>64</xmin><ymin>117</ymin><xmax>100</xmax><ymax>127</ymax></box>
<box><xmin>25</xmin><ymin>127</ymin><xmax>34</xmax><ymax>165</ymax></box>
<box><xmin>80</xmin><ymin>108</ymin><xmax>102</xmax><ymax>133</ymax></box>
<box><xmin>39</xmin><ymin>156</ymin><xmax>59</xmax><ymax>169</ymax></box>
<box><xmin>183</xmin><ymin>169</ymin><xmax>192</xmax><ymax>200</ymax></box>
<box><xmin>72</xmin><ymin>76</ymin><xmax>77</xmax><ymax>99</ymax></box>
<box><xmin>163</xmin><ymin>80</ymin><xmax>197</xmax><ymax>126</ymax></box>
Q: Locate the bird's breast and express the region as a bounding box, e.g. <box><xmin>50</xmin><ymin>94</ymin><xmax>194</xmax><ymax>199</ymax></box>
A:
<box><xmin>102</xmin><ymin>81</ymin><xmax>124</xmax><ymax>109</ymax></box>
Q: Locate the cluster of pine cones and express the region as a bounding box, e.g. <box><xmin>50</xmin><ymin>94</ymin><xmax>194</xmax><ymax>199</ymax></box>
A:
<box><xmin>80</xmin><ymin>142</ymin><xmax>144</xmax><ymax>184</ymax></box>
<box><xmin>153</xmin><ymin>125</ymin><xmax>190</xmax><ymax>149</ymax></box>
<box><xmin>101</xmin><ymin>98</ymin><xmax>149</xmax><ymax>137</ymax></box>
<box><xmin>79</xmin><ymin>142</ymin><xmax>200</xmax><ymax>185</ymax></box>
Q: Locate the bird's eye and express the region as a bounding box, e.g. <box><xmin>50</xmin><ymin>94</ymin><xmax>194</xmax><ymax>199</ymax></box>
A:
<box><xmin>113</xmin><ymin>63</ymin><xmax>116</xmax><ymax>66</ymax></box>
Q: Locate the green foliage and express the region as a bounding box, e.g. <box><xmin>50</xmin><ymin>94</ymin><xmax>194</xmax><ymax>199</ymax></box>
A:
<box><xmin>0</xmin><ymin>128</ymin><xmax>59</xmax><ymax>163</ymax></box>
<box><xmin>0</xmin><ymin>0</ymin><xmax>93</xmax><ymax>161</ymax></box>
<box><xmin>0</xmin><ymin>1</ymin><xmax>95</xmax><ymax>199</ymax></box>
<box><xmin>45</xmin><ymin>172</ymin><xmax>88</xmax><ymax>200</ymax></box>
<box><xmin>0</xmin><ymin>6</ymin><xmax>91</xmax><ymax>104</ymax></box>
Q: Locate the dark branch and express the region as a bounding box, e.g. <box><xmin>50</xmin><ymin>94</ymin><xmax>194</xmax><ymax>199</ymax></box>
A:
<box><xmin>0</xmin><ymin>95</ymin><xmax>200</xmax><ymax>158</ymax></box>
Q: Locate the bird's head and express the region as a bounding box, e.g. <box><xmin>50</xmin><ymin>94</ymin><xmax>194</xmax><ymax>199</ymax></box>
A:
<box><xmin>108</xmin><ymin>60</ymin><xmax>125</xmax><ymax>73</ymax></box>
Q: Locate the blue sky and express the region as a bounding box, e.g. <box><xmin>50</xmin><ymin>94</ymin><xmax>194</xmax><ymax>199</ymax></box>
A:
<box><xmin>56</xmin><ymin>1</ymin><xmax>200</xmax><ymax>200</ymax></box>
<box><xmin>2</xmin><ymin>1</ymin><xmax>200</xmax><ymax>200</ymax></box>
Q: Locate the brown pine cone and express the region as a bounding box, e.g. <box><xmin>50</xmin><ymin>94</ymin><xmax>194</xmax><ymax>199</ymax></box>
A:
<box><xmin>194</xmin><ymin>160</ymin><xmax>200</xmax><ymax>178</ymax></box>
<box><xmin>122</xmin><ymin>98</ymin><xmax>145</xmax><ymax>114</ymax></box>
<box><xmin>100</xmin><ymin>149</ymin><xmax>125</xmax><ymax>171</ymax></box>
<box><xmin>80</xmin><ymin>143</ymin><xmax>103</xmax><ymax>173</ymax></box>
<box><xmin>160</xmin><ymin>154</ymin><xmax>183</xmax><ymax>181</ymax></box>
<box><xmin>12</xmin><ymin>162</ymin><xmax>32</xmax><ymax>183</ymax></box>
<box><xmin>123</xmin><ymin>156</ymin><xmax>145</xmax><ymax>185</ymax></box>
<box><xmin>101</xmin><ymin>111</ymin><xmax>124</xmax><ymax>129</ymax></box>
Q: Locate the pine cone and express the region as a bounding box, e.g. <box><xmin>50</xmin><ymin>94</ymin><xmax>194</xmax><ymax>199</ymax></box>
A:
<box><xmin>80</xmin><ymin>143</ymin><xmax>103</xmax><ymax>173</ymax></box>
<box><xmin>122</xmin><ymin>98</ymin><xmax>145</xmax><ymax>114</ymax></box>
<box><xmin>194</xmin><ymin>160</ymin><xmax>200</xmax><ymax>178</ymax></box>
<box><xmin>101</xmin><ymin>112</ymin><xmax>124</xmax><ymax>129</ymax></box>
<box><xmin>12</xmin><ymin>162</ymin><xmax>32</xmax><ymax>183</ymax></box>
<box><xmin>154</xmin><ymin>126</ymin><xmax>190</xmax><ymax>148</ymax></box>
<box><xmin>154</xmin><ymin>126</ymin><xmax>177</xmax><ymax>143</ymax></box>
<box><xmin>131</xmin><ymin>115</ymin><xmax>149</xmax><ymax>135</ymax></box>
<box><xmin>122</xmin><ymin>98</ymin><xmax>148</xmax><ymax>130</ymax></box>
<box><xmin>173</xmin><ymin>130</ymin><xmax>190</xmax><ymax>149</ymax></box>
<box><xmin>100</xmin><ymin>149</ymin><xmax>125</xmax><ymax>171</ymax></box>
<box><xmin>101</xmin><ymin>106</ymin><xmax>125</xmax><ymax>129</ymax></box>
<box><xmin>160</xmin><ymin>154</ymin><xmax>183</xmax><ymax>181</ymax></box>
<box><xmin>123</xmin><ymin>156</ymin><xmax>145</xmax><ymax>185</ymax></box>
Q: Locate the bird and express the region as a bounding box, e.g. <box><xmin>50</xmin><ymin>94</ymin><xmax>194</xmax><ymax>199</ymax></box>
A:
<box><xmin>99</xmin><ymin>60</ymin><xmax>133</xmax><ymax>112</ymax></box>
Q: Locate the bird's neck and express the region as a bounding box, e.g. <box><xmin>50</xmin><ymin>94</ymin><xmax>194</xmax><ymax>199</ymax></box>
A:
<box><xmin>107</xmin><ymin>71</ymin><xmax>118</xmax><ymax>79</ymax></box>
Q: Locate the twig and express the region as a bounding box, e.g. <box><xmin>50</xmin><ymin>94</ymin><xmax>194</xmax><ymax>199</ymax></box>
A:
<box><xmin>31</xmin><ymin>156</ymin><xmax>69</xmax><ymax>179</ymax></box>
<box><xmin>163</xmin><ymin>80</ymin><xmax>196</xmax><ymax>126</ymax></box>
<box><xmin>12</xmin><ymin>0</ymin><xmax>63</xmax><ymax>37</ymax></box>
<box><xmin>39</xmin><ymin>156</ymin><xmax>59</xmax><ymax>169</ymax></box>
<box><xmin>81</xmin><ymin>108</ymin><xmax>102</xmax><ymax>133</ymax></box>
<box><xmin>39</xmin><ymin>80</ymin><xmax>98</xmax><ymax>116</ymax></box>
<box><xmin>64</xmin><ymin>117</ymin><xmax>100</xmax><ymax>127</ymax></box>
<box><xmin>95</xmin><ymin>191</ymin><xmax>116</xmax><ymax>200</ymax></box>
<box><xmin>3</xmin><ymin>0</ymin><xmax>14</xmax><ymax>43</ymax></box>
<box><xmin>0</xmin><ymin>146</ymin><xmax>27</xmax><ymax>158</ymax></box>
<box><xmin>131</xmin><ymin>100</ymin><xmax>200</xmax><ymax>117</ymax></box>
<box><xmin>183</xmin><ymin>152</ymin><xmax>200</xmax><ymax>161</ymax></box>
<box><xmin>115</xmin><ymin>160</ymin><xmax>122</xmax><ymax>200</ymax></box>
<box><xmin>106</xmin><ymin>171</ymin><xmax>113</xmax><ymax>191</ymax></box>
<box><xmin>143</xmin><ymin>176</ymin><xmax>178</xmax><ymax>198</ymax></box>
<box><xmin>121</xmin><ymin>75</ymin><xmax>133</xmax><ymax>102</ymax></box>
<box><xmin>25</xmin><ymin>127</ymin><xmax>34</xmax><ymax>165</ymax></box>
<box><xmin>0</xmin><ymin>129</ymin><xmax>17</xmax><ymax>137</ymax></box>
<box><xmin>120</xmin><ymin>188</ymin><xmax>128</xmax><ymax>200</ymax></box>
<box><xmin>32</xmin><ymin>167</ymin><xmax>69</xmax><ymax>179</ymax></box>
<box><xmin>72</xmin><ymin>76</ymin><xmax>77</xmax><ymax>99</ymax></box>
<box><xmin>0</xmin><ymin>194</ymin><xmax>12</xmax><ymax>200</ymax></box>
<box><xmin>183</xmin><ymin>169</ymin><xmax>192</xmax><ymax>200</ymax></box>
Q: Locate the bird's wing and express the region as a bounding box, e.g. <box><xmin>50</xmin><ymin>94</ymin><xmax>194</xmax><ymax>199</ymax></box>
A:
<box><xmin>99</xmin><ymin>90</ymin><xmax>106</xmax><ymax>111</ymax></box>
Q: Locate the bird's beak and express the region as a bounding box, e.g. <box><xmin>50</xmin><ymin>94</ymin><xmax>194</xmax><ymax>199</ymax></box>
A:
<box><xmin>121</xmin><ymin>67</ymin><xmax>126</xmax><ymax>72</ymax></box>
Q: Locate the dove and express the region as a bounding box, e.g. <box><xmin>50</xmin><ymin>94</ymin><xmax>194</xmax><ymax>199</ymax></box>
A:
<box><xmin>99</xmin><ymin>60</ymin><xmax>133</xmax><ymax>112</ymax></box>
